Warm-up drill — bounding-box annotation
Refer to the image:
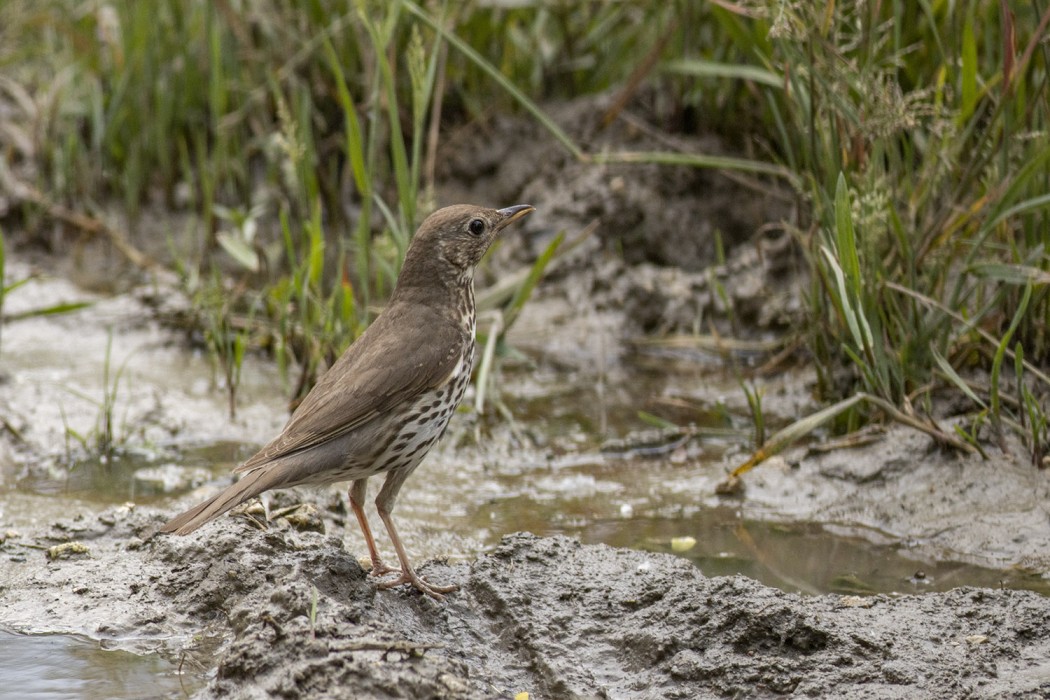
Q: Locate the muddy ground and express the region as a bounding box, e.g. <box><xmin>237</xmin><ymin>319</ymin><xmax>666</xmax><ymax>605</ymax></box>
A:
<box><xmin>2</xmin><ymin>95</ymin><xmax>1050</xmax><ymax>697</ymax></box>
<box><xmin>3</xmin><ymin>505</ymin><xmax>1050</xmax><ymax>698</ymax></box>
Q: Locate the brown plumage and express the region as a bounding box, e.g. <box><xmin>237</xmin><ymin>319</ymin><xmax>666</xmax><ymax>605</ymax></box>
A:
<box><xmin>160</xmin><ymin>203</ymin><xmax>535</xmax><ymax>599</ymax></box>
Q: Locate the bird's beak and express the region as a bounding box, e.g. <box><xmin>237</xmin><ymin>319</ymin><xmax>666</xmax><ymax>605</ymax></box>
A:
<box><xmin>495</xmin><ymin>204</ymin><xmax>535</xmax><ymax>230</ymax></box>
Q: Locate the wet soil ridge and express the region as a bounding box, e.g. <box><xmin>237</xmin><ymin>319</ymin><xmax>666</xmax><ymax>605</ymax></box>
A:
<box><xmin>2</xmin><ymin>505</ymin><xmax>1049</xmax><ymax>698</ymax></box>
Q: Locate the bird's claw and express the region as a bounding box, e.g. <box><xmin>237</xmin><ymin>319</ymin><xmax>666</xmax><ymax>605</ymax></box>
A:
<box><xmin>376</xmin><ymin>569</ymin><xmax>459</xmax><ymax>601</ymax></box>
<box><xmin>366</xmin><ymin>559</ymin><xmax>400</xmax><ymax>579</ymax></box>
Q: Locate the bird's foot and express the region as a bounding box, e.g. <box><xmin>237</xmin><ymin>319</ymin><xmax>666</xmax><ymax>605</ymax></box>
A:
<box><xmin>366</xmin><ymin>558</ymin><xmax>400</xmax><ymax>579</ymax></box>
<box><xmin>376</xmin><ymin>568</ymin><xmax>459</xmax><ymax>601</ymax></box>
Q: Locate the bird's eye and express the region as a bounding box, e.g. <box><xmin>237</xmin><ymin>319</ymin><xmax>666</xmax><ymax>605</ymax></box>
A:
<box><xmin>468</xmin><ymin>218</ymin><xmax>486</xmax><ymax>236</ymax></box>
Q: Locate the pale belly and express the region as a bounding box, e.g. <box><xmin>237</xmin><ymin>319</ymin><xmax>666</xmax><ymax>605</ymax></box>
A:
<box><xmin>358</xmin><ymin>348</ymin><xmax>473</xmax><ymax>479</ymax></box>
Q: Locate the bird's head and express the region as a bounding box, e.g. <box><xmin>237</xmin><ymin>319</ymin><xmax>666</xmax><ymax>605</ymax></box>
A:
<box><xmin>397</xmin><ymin>203</ymin><xmax>535</xmax><ymax>289</ymax></box>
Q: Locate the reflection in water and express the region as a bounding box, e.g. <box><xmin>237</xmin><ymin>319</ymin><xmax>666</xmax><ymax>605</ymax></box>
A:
<box><xmin>14</xmin><ymin>442</ymin><xmax>247</xmax><ymax>505</ymax></box>
<box><xmin>0</xmin><ymin>630</ymin><xmax>201</xmax><ymax>700</ymax></box>
<box><xmin>475</xmin><ymin>490</ymin><xmax>1050</xmax><ymax>597</ymax></box>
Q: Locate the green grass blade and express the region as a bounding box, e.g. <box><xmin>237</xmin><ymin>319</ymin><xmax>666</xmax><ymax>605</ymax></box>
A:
<box><xmin>637</xmin><ymin>410</ymin><xmax>680</xmax><ymax>430</ymax></box>
<box><xmin>990</xmin><ymin>281</ymin><xmax>1033</xmax><ymax>423</ymax></box>
<box><xmin>403</xmin><ymin>0</ymin><xmax>583</xmax><ymax>160</ymax></box>
<box><xmin>663</xmin><ymin>58</ymin><xmax>783</xmax><ymax>88</ymax></box>
<box><xmin>473</xmin><ymin>312</ymin><xmax>502</xmax><ymax>414</ymax></box>
<box><xmin>959</xmin><ymin>14</ymin><xmax>978</xmax><ymax>125</ymax></box>
<box><xmin>4</xmin><ymin>301</ymin><xmax>94</xmax><ymax>322</ymax></box>
<box><xmin>732</xmin><ymin>394</ymin><xmax>867</xmax><ymax>476</ymax></box>
<box><xmin>981</xmin><ymin>192</ymin><xmax>1050</xmax><ymax>236</ymax></box>
<box><xmin>932</xmin><ymin>347</ymin><xmax>987</xmax><ymax>408</ymax></box>
<box><xmin>589</xmin><ymin>150</ymin><xmax>798</xmax><ymax>185</ymax></box>
<box><xmin>502</xmin><ymin>231</ymin><xmax>564</xmax><ymax>334</ymax></box>
<box><xmin>833</xmin><ymin>173</ymin><xmax>862</xmax><ymax>299</ymax></box>
<box><xmin>820</xmin><ymin>245</ymin><xmax>864</xmax><ymax>352</ymax></box>
<box><xmin>321</xmin><ymin>38</ymin><xmax>370</xmax><ymax>198</ymax></box>
<box><xmin>968</xmin><ymin>262</ymin><xmax>1050</xmax><ymax>285</ymax></box>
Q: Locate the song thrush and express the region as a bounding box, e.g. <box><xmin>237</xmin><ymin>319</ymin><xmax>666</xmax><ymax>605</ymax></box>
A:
<box><xmin>160</xmin><ymin>203</ymin><xmax>535</xmax><ymax>600</ymax></box>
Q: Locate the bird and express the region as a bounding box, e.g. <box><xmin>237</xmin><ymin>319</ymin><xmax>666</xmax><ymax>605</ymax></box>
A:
<box><xmin>160</xmin><ymin>203</ymin><xmax>535</xmax><ymax>600</ymax></box>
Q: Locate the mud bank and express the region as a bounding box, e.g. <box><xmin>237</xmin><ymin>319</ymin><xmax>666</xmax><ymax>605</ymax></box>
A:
<box><xmin>729</xmin><ymin>425</ymin><xmax>1050</xmax><ymax>577</ymax></box>
<box><xmin>2</xmin><ymin>503</ymin><xmax>1049</xmax><ymax>698</ymax></box>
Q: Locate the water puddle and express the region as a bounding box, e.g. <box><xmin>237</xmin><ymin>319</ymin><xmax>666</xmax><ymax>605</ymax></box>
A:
<box><xmin>12</xmin><ymin>442</ymin><xmax>249</xmax><ymax>505</ymax></box>
<box><xmin>0</xmin><ymin>630</ymin><xmax>205</xmax><ymax>699</ymax></box>
<box><xmin>469</xmin><ymin>462</ymin><xmax>1050</xmax><ymax>597</ymax></box>
<box><xmin>565</xmin><ymin>512</ymin><xmax>1049</xmax><ymax>596</ymax></box>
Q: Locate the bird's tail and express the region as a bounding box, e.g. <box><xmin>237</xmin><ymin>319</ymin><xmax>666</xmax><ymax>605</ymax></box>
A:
<box><xmin>158</xmin><ymin>468</ymin><xmax>288</xmax><ymax>535</ymax></box>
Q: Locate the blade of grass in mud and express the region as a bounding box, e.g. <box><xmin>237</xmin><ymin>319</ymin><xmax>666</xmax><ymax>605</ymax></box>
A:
<box><xmin>731</xmin><ymin>394</ymin><xmax>866</xmax><ymax>477</ymax></box>
<box><xmin>990</xmin><ymin>282</ymin><xmax>1033</xmax><ymax>427</ymax></box>
<box><xmin>637</xmin><ymin>410</ymin><xmax>679</xmax><ymax>430</ymax></box>
<box><xmin>473</xmin><ymin>311</ymin><xmax>502</xmax><ymax>414</ymax></box>
<box><xmin>932</xmin><ymin>347</ymin><xmax>987</xmax><ymax>409</ymax></box>
<box><xmin>501</xmin><ymin>232</ymin><xmax>564</xmax><ymax>335</ymax></box>
<box><xmin>730</xmin><ymin>388</ymin><xmax>979</xmax><ymax>481</ymax></box>
<box><xmin>3</xmin><ymin>301</ymin><xmax>93</xmax><ymax>323</ymax></box>
<box><xmin>741</xmin><ymin>382</ymin><xmax>766</xmax><ymax>448</ymax></box>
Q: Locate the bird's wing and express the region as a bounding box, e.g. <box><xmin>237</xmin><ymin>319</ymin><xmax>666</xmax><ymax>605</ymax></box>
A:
<box><xmin>235</xmin><ymin>304</ymin><xmax>467</xmax><ymax>472</ymax></box>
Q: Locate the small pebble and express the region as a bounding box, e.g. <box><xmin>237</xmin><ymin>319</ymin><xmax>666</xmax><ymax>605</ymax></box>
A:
<box><xmin>47</xmin><ymin>542</ymin><xmax>90</xmax><ymax>560</ymax></box>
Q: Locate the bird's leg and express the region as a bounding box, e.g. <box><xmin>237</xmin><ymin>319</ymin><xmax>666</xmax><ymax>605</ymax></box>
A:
<box><xmin>375</xmin><ymin>509</ymin><xmax>459</xmax><ymax>600</ymax></box>
<box><xmin>348</xmin><ymin>479</ymin><xmax>397</xmax><ymax>578</ymax></box>
<box><xmin>373</xmin><ymin>470</ymin><xmax>459</xmax><ymax>601</ymax></box>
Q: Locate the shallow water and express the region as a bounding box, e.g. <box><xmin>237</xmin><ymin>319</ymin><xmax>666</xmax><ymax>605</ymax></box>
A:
<box><xmin>0</xmin><ymin>630</ymin><xmax>202</xmax><ymax>700</ymax></box>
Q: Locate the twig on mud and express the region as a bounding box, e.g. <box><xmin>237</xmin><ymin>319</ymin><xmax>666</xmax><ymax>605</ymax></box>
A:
<box><xmin>0</xmin><ymin>164</ymin><xmax>161</xmax><ymax>272</ymax></box>
<box><xmin>0</xmin><ymin>415</ymin><xmax>26</xmax><ymax>443</ymax></box>
<box><xmin>723</xmin><ymin>391</ymin><xmax>979</xmax><ymax>490</ymax></box>
<box><xmin>805</xmin><ymin>425</ymin><xmax>885</xmax><ymax>452</ymax></box>
<box><xmin>856</xmin><ymin>393</ymin><xmax>977</xmax><ymax>454</ymax></box>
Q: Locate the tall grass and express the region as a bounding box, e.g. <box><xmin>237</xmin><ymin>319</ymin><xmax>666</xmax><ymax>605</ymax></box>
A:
<box><xmin>1</xmin><ymin>0</ymin><xmax>609</xmax><ymax>409</ymax></box>
<box><xmin>692</xmin><ymin>1</ymin><xmax>1050</xmax><ymax>464</ymax></box>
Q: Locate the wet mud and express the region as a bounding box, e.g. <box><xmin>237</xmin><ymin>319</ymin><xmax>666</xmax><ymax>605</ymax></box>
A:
<box><xmin>3</xmin><ymin>504</ymin><xmax>1050</xmax><ymax>699</ymax></box>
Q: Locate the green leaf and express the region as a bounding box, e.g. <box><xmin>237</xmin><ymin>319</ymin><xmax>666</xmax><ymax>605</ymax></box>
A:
<box><xmin>990</xmin><ymin>281</ymin><xmax>1033</xmax><ymax>422</ymax></box>
<box><xmin>932</xmin><ymin>347</ymin><xmax>986</xmax><ymax>408</ymax></box>
<box><xmin>638</xmin><ymin>410</ymin><xmax>679</xmax><ymax>430</ymax></box>
<box><xmin>217</xmin><ymin>232</ymin><xmax>260</xmax><ymax>272</ymax></box>
<box><xmin>589</xmin><ymin>150</ymin><xmax>797</xmax><ymax>184</ymax></box>
<box><xmin>821</xmin><ymin>246</ymin><xmax>864</xmax><ymax>352</ymax></box>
